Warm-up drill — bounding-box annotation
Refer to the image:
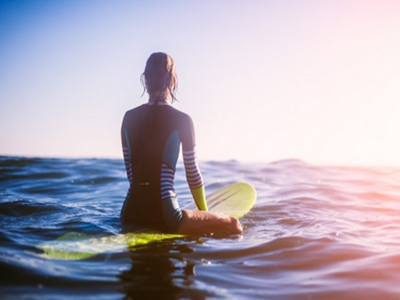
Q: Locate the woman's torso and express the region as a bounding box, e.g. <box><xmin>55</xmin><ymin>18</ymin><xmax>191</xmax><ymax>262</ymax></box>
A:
<box><xmin>120</xmin><ymin>104</ymin><xmax>195</xmax><ymax>231</ymax></box>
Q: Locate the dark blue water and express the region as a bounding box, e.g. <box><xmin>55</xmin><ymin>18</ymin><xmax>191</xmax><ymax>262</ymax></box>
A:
<box><xmin>1</xmin><ymin>156</ymin><xmax>400</xmax><ymax>299</ymax></box>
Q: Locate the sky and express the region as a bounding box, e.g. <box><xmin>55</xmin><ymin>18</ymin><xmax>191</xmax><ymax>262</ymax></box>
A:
<box><xmin>1</xmin><ymin>0</ymin><xmax>400</xmax><ymax>166</ymax></box>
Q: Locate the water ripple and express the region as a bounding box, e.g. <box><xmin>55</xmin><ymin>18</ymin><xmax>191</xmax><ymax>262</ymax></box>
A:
<box><xmin>1</xmin><ymin>156</ymin><xmax>400</xmax><ymax>299</ymax></box>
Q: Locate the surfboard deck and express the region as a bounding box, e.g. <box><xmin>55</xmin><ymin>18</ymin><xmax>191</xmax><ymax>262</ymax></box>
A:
<box><xmin>185</xmin><ymin>182</ymin><xmax>256</xmax><ymax>218</ymax></box>
<box><xmin>34</xmin><ymin>182</ymin><xmax>256</xmax><ymax>260</ymax></box>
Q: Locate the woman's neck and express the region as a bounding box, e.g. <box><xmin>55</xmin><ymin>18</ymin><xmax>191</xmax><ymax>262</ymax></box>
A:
<box><xmin>147</xmin><ymin>98</ymin><xmax>170</xmax><ymax>106</ymax></box>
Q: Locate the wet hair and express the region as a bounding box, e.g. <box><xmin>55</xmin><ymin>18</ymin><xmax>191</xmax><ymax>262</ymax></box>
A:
<box><xmin>141</xmin><ymin>52</ymin><xmax>178</xmax><ymax>103</ymax></box>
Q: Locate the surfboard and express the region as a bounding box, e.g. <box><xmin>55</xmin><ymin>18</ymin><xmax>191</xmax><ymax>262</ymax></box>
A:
<box><xmin>183</xmin><ymin>182</ymin><xmax>256</xmax><ymax>218</ymax></box>
<box><xmin>34</xmin><ymin>182</ymin><xmax>256</xmax><ymax>260</ymax></box>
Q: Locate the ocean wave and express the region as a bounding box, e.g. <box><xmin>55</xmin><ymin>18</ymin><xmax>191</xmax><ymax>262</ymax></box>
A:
<box><xmin>1</xmin><ymin>156</ymin><xmax>400</xmax><ymax>299</ymax></box>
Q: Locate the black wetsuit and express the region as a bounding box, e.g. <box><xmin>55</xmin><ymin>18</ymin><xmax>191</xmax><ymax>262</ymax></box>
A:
<box><xmin>121</xmin><ymin>104</ymin><xmax>204</xmax><ymax>232</ymax></box>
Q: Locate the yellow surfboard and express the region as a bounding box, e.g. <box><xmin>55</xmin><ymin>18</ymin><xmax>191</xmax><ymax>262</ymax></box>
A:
<box><xmin>184</xmin><ymin>182</ymin><xmax>256</xmax><ymax>218</ymax></box>
<box><xmin>35</xmin><ymin>182</ymin><xmax>257</xmax><ymax>260</ymax></box>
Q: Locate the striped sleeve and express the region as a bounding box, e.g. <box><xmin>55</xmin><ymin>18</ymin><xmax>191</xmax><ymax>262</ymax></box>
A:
<box><xmin>183</xmin><ymin>148</ymin><xmax>203</xmax><ymax>189</ymax></box>
<box><xmin>160</xmin><ymin>163</ymin><xmax>176</xmax><ymax>200</ymax></box>
<box><xmin>122</xmin><ymin>146</ymin><xmax>133</xmax><ymax>184</ymax></box>
<box><xmin>122</xmin><ymin>127</ymin><xmax>133</xmax><ymax>185</ymax></box>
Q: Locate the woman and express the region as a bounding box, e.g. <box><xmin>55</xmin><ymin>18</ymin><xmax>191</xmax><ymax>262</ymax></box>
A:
<box><xmin>121</xmin><ymin>52</ymin><xmax>242</xmax><ymax>235</ymax></box>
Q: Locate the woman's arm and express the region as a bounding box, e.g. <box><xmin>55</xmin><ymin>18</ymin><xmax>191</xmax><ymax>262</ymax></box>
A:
<box><xmin>122</xmin><ymin>127</ymin><xmax>133</xmax><ymax>185</ymax></box>
<box><xmin>183</xmin><ymin>148</ymin><xmax>208</xmax><ymax>211</ymax></box>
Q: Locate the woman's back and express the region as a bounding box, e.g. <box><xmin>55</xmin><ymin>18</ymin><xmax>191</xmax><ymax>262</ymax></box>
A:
<box><xmin>121</xmin><ymin>104</ymin><xmax>195</xmax><ymax>231</ymax></box>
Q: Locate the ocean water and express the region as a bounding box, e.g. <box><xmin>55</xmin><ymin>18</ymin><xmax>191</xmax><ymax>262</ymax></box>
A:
<box><xmin>1</xmin><ymin>156</ymin><xmax>400</xmax><ymax>299</ymax></box>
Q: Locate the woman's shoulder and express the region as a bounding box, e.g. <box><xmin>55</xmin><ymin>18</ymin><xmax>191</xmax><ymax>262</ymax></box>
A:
<box><xmin>167</xmin><ymin>105</ymin><xmax>191</xmax><ymax>118</ymax></box>
<box><xmin>124</xmin><ymin>104</ymin><xmax>147</xmax><ymax>115</ymax></box>
<box><xmin>124</xmin><ymin>104</ymin><xmax>192</xmax><ymax>123</ymax></box>
<box><xmin>169</xmin><ymin>106</ymin><xmax>194</xmax><ymax>125</ymax></box>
